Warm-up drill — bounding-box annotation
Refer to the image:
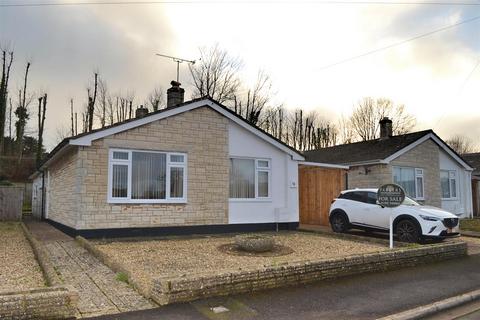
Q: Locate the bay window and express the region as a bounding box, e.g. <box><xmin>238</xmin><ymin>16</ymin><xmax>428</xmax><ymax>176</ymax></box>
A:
<box><xmin>441</xmin><ymin>170</ymin><xmax>457</xmax><ymax>199</ymax></box>
<box><xmin>108</xmin><ymin>149</ymin><xmax>187</xmax><ymax>203</ymax></box>
<box><xmin>393</xmin><ymin>166</ymin><xmax>424</xmax><ymax>200</ymax></box>
<box><xmin>229</xmin><ymin>158</ymin><xmax>271</xmax><ymax>199</ymax></box>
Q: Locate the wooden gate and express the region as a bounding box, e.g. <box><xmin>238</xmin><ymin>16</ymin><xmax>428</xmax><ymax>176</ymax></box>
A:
<box><xmin>299</xmin><ymin>165</ymin><xmax>346</xmax><ymax>226</ymax></box>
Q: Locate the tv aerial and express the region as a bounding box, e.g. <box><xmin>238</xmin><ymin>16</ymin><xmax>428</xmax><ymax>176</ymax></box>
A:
<box><xmin>155</xmin><ymin>53</ymin><xmax>199</xmax><ymax>83</ymax></box>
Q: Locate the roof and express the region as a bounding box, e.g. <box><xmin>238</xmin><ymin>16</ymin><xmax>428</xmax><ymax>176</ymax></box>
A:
<box><xmin>38</xmin><ymin>97</ymin><xmax>304</xmax><ymax>171</ymax></box>
<box><xmin>462</xmin><ymin>153</ymin><xmax>480</xmax><ymax>176</ymax></box>
<box><xmin>304</xmin><ymin>130</ymin><xmax>473</xmax><ymax>171</ymax></box>
<box><xmin>304</xmin><ymin>130</ymin><xmax>432</xmax><ymax>165</ymax></box>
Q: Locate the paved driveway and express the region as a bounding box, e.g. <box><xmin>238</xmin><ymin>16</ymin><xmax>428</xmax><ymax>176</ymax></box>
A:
<box><xmin>25</xmin><ymin>221</ymin><xmax>155</xmax><ymax>318</ymax></box>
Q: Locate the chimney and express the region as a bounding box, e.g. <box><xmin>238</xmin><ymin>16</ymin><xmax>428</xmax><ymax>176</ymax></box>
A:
<box><xmin>135</xmin><ymin>105</ymin><xmax>149</xmax><ymax>118</ymax></box>
<box><xmin>379</xmin><ymin>117</ymin><xmax>393</xmax><ymax>139</ymax></box>
<box><xmin>167</xmin><ymin>80</ymin><xmax>185</xmax><ymax>108</ymax></box>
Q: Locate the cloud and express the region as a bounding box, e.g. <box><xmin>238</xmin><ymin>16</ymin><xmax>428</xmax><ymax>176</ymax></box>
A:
<box><xmin>1</xmin><ymin>4</ymin><xmax>177</xmax><ymax>149</ymax></box>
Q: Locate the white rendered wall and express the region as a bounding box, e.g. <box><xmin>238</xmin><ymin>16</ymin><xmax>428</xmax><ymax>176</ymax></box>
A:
<box><xmin>439</xmin><ymin>151</ymin><xmax>473</xmax><ymax>217</ymax></box>
<box><xmin>228</xmin><ymin>122</ymin><xmax>299</xmax><ymax>224</ymax></box>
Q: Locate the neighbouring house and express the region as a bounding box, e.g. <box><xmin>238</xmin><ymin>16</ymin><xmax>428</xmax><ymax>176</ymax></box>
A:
<box><xmin>462</xmin><ymin>153</ymin><xmax>480</xmax><ymax>217</ymax></box>
<box><xmin>304</xmin><ymin>118</ymin><xmax>474</xmax><ymax>219</ymax></box>
<box><xmin>31</xmin><ymin>82</ymin><xmax>308</xmax><ymax>237</ymax></box>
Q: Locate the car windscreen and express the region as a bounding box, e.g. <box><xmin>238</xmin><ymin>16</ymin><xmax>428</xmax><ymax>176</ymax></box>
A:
<box><xmin>402</xmin><ymin>196</ymin><xmax>420</xmax><ymax>206</ymax></box>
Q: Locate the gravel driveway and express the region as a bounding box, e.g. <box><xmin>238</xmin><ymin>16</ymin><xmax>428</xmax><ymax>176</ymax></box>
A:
<box><xmin>0</xmin><ymin>222</ymin><xmax>45</xmax><ymax>292</ymax></box>
<box><xmin>94</xmin><ymin>231</ymin><xmax>385</xmax><ymax>282</ymax></box>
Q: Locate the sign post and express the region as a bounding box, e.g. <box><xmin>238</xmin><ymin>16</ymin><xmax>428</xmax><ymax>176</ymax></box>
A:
<box><xmin>377</xmin><ymin>184</ymin><xmax>406</xmax><ymax>249</ymax></box>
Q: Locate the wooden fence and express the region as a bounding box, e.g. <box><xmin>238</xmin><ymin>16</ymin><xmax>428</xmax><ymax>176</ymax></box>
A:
<box><xmin>299</xmin><ymin>165</ymin><xmax>346</xmax><ymax>226</ymax></box>
<box><xmin>0</xmin><ymin>186</ymin><xmax>24</xmax><ymax>221</ymax></box>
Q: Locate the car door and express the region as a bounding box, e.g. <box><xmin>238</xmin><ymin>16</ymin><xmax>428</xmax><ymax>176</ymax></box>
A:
<box><xmin>339</xmin><ymin>191</ymin><xmax>371</xmax><ymax>225</ymax></box>
<box><xmin>361</xmin><ymin>192</ymin><xmax>390</xmax><ymax>230</ymax></box>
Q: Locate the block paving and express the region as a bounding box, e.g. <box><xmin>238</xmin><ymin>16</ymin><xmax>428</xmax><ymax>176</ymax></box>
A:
<box><xmin>26</xmin><ymin>221</ymin><xmax>155</xmax><ymax>318</ymax></box>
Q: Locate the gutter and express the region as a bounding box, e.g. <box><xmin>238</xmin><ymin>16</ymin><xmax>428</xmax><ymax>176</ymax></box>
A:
<box><xmin>299</xmin><ymin>161</ymin><xmax>349</xmax><ymax>170</ymax></box>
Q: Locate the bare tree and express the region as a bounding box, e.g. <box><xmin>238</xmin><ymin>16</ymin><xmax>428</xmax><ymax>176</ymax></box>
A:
<box><xmin>446</xmin><ymin>135</ymin><xmax>476</xmax><ymax>154</ymax></box>
<box><xmin>70</xmin><ymin>99</ymin><xmax>74</xmax><ymax>136</ymax></box>
<box><xmin>0</xmin><ymin>49</ymin><xmax>14</xmax><ymax>154</ymax></box>
<box><xmin>146</xmin><ymin>86</ymin><xmax>164</xmax><ymax>112</ymax></box>
<box><xmin>15</xmin><ymin>62</ymin><xmax>32</xmax><ymax>156</ymax></box>
<box><xmin>337</xmin><ymin>115</ymin><xmax>355</xmax><ymax>144</ymax></box>
<box><xmin>189</xmin><ymin>44</ymin><xmax>242</xmax><ymax>104</ymax></box>
<box><xmin>54</xmin><ymin>125</ymin><xmax>71</xmax><ymax>145</ymax></box>
<box><xmin>350</xmin><ymin>97</ymin><xmax>416</xmax><ymax>141</ymax></box>
<box><xmin>234</xmin><ymin>71</ymin><xmax>271</xmax><ymax>125</ymax></box>
<box><xmin>36</xmin><ymin>93</ymin><xmax>47</xmax><ymax>166</ymax></box>
<box><xmin>94</xmin><ymin>78</ymin><xmax>108</xmax><ymax>128</ymax></box>
<box><xmin>87</xmin><ymin>72</ymin><xmax>98</xmax><ymax>132</ymax></box>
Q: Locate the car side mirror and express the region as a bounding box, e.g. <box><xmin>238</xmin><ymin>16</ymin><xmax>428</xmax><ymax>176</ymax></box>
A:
<box><xmin>376</xmin><ymin>201</ymin><xmax>385</xmax><ymax>208</ymax></box>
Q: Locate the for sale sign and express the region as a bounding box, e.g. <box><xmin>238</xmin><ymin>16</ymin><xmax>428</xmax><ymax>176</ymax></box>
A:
<box><xmin>377</xmin><ymin>184</ymin><xmax>405</xmax><ymax>208</ymax></box>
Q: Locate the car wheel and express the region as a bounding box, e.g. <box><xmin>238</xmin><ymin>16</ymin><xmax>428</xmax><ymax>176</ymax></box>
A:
<box><xmin>330</xmin><ymin>212</ymin><xmax>349</xmax><ymax>233</ymax></box>
<box><xmin>395</xmin><ymin>219</ymin><xmax>420</xmax><ymax>243</ymax></box>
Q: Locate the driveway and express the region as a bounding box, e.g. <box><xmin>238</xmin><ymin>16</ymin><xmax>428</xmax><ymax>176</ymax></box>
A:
<box><xmin>89</xmin><ymin>252</ymin><xmax>480</xmax><ymax>320</ymax></box>
<box><xmin>25</xmin><ymin>221</ymin><xmax>155</xmax><ymax>318</ymax></box>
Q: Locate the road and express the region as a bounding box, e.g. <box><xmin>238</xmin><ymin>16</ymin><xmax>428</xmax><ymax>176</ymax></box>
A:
<box><xmin>89</xmin><ymin>249</ymin><xmax>480</xmax><ymax>320</ymax></box>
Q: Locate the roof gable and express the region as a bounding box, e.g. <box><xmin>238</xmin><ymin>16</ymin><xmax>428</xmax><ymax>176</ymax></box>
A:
<box><xmin>304</xmin><ymin>130</ymin><xmax>473</xmax><ymax>171</ymax></box>
<box><xmin>51</xmin><ymin>97</ymin><xmax>304</xmax><ymax>165</ymax></box>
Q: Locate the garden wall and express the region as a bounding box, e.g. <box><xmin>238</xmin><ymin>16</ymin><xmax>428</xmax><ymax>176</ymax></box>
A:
<box><xmin>0</xmin><ymin>287</ymin><xmax>78</xmax><ymax>320</ymax></box>
<box><xmin>151</xmin><ymin>241</ymin><xmax>467</xmax><ymax>305</ymax></box>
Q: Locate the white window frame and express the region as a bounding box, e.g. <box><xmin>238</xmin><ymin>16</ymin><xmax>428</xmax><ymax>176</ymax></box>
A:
<box><xmin>229</xmin><ymin>157</ymin><xmax>271</xmax><ymax>202</ymax></box>
<box><xmin>441</xmin><ymin>170</ymin><xmax>458</xmax><ymax>200</ymax></box>
<box><xmin>392</xmin><ymin>166</ymin><xmax>424</xmax><ymax>200</ymax></box>
<box><xmin>415</xmin><ymin>168</ymin><xmax>425</xmax><ymax>201</ymax></box>
<box><xmin>107</xmin><ymin>148</ymin><xmax>187</xmax><ymax>204</ymax></box>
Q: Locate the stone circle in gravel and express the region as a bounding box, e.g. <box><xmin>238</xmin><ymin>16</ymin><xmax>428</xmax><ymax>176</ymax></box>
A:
<box><xmin>234</xmin><ymin>234</ymin><xmax>276</xmax><ymax>253</ymax></box>
<box><xmin>218</xmin><ymin>243</ymin><xmax>294</xmax><ymax>257</ymax></box>
<box><xmin>0</xmin><ymin>223</ymin><xmax>45</xmax><ymax>292</ymax></box>
<box><xmin>93</xmin><ymin>231</ymin><xmax>386</xmax><ymax>283</ymax></box>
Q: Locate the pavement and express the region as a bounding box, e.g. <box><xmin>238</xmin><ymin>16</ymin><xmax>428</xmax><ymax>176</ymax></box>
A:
<box><xmin>25</xmin><ymin>220</ymin><xmax>155</xmax><ymax>318</ymax></box>
<box><xmin>89</xmin><ymin>244</ymin><xmax>480</xmax><ymax>320</ymax></box>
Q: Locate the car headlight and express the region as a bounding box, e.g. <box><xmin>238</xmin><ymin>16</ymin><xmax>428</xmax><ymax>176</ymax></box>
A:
<box><xmin>420</xmin><ymin>215</ymin><xmax>441</xmax><ymax>221</ymax></box>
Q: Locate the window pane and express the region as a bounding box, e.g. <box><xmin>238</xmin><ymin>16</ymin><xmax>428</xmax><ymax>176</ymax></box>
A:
<box><xmin>367</xmin><ymin>192</ymin><xmax>377</xmax><ymax>204</ymax></box>
<box><xmin>258</xmin><ymin>171</ymin><xmax>269</xmax><ymax>197</ymax></box>
<box><xmin>440</xmin><ymin>171</ymin><xmax>450</xmax><ymax>198</ymax></box>
<box><xmin>170</xmin><ymin>154</ymin><xmax>184</xmax><ymax>163</ymax></box>
<box><xmin>230</xmin><ymin>159</ymin><xmax>255</xmax><ymax>198</ymax></box>
<box><xmin>257</xmin><ymin>160</ymin><xmax>269</xmax><ymax>168</ymax></box>
<box><xmin>451</xmin><ymin>178</ymin><xmax>457</xmax><ymax>198</ymax></box>
<box><xmin>393</xmin><ymin>167</ymin><xmax>415</xmax><ymax>198</ymax></box>
<box><xmin>113</xmin><ymin>151</ymin><xmax>129</xmax><ymax>160</ymax></box>
<box><xmin>132</xmin><ymin>152</ymin><xmax>166</xmax><ymax>199</ymax></box>
<box><xmin>170</xmin><ymin>167</ymin><xmax>184</xmax><ymax>198</ymax></box>
<box><xmin>112</xmin><ymin>164</ymin><xmax>128</xmax><ymax>198</ymax></box>
<box><xmin>416</xmin><ymin>177</ymin><xmax>424</xmax><ymax>198</ymax></box>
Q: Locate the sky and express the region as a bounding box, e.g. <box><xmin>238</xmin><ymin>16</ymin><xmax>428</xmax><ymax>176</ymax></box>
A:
<box><xmin>1</xmin><ymin>0</ymin><xmax>480</xmax><ymax>151</ymax></box>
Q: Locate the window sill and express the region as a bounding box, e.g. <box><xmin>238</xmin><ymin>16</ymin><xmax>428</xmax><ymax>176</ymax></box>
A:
<box><xmin>441</xmin><ymin>198</ymin><xmax>458</xmax><ymax>201</ymax></box>
<box><xmin>229</xmin><ymin>198</ymin><xmax>272</xmax><ymax>203</ymax></box>
<box><xmin>108</xmin><ymin>199</ymin><xmax>187</xmax><ymax>205</ymax></box>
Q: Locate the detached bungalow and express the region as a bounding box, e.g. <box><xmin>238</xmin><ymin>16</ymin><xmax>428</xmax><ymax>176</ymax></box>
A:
<box><xmin>304</xmin><ymin>118</ymin><xmax>474</xmax><ymax>218</ymax></box>
<box><xmin>31</xmin><ymin>82</ymin><xmax>305</xmax><ymax>237</ymax></box>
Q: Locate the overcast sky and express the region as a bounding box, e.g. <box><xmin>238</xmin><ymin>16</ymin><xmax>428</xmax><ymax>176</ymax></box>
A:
<box><xmin>1</xmin><ymin>0</ymin><xmax>479</xmax><ymax>151</ymax></box>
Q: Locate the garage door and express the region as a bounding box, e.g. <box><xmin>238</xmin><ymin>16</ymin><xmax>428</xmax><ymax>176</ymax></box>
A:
<box><xmin>299</xmin><ymin>165</ymin><xmax>346</xmax><ymax>226</ymax></box>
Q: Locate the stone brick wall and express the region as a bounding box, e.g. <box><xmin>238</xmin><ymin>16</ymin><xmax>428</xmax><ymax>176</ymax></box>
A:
<box><xmin>348</xmin><ymin>164</ymin><xmax>392</xmax><ymax>190</ymax></box>
<box><xmin>391</xmin><ymin>139</ymin><xmax>441</xmax><ymax>207</ymax></box>
<box><xmin>0</xmin><ymin>286</ymin><xmax>78</xmax><ymax>320</ymax></box>
<box><xmin>150</xmin><ymin>241</ymin><xmax>467</xmax><ymax>305</ymax></box>
<box><xmin>347</xmin><ymin>139</ymin><xmax>442</xmax><ymax>207</ymax></box>
<box><xmin>47</xmin><ymin>148</ymin><xmax>80</xmax><ymax>228</ymax></box>
<box><xmin>76</xmin><ymin>106</ymin><xmax>230</xmax><ymax>229</ymax></box>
